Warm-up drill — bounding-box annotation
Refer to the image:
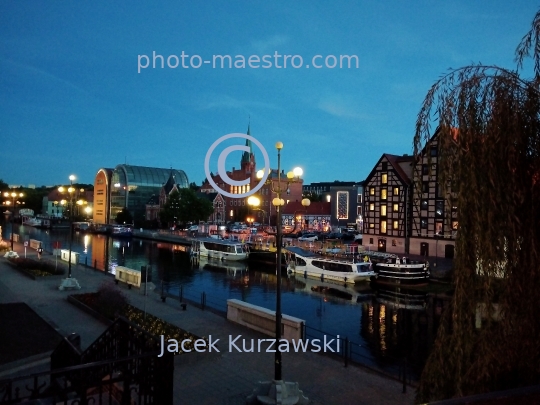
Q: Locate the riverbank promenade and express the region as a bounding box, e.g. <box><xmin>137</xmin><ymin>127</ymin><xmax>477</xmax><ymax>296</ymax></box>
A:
<box><xmin>0</xmin><ymin>241</ymin><xmax>415</xmax><ymax>405</ymax></box>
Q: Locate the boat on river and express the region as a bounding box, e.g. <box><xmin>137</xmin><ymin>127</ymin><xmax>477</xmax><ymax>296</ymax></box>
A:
<box><xmin>110</xmin><ymin>226</ymin><xmax>133</xmax><ymax>238</ymax></box>
<box><xmin>285</xmin><ymin>246</ymin><xmax>375</xmax><ymax>284</ymax></box>
<box><xmin>373</xmin><ymin>256</ymin><xmax>430</xmax><ymax>286</ymax></box>
<box><xmin>22</xmin><ymin>217</ymin><xmax>43</xmax><ymax>227</ymax></box>
<box><xmin>192</xmin><ymin>237</ymin><xmax>248</xmax><ymax>261</ymax></box>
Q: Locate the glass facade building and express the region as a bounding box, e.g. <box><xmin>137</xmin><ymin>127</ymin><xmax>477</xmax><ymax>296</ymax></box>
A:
<box><xmin>109</xmin><ymin>165</ymin><xmax>188</xmax><ymax>223</ymax></box>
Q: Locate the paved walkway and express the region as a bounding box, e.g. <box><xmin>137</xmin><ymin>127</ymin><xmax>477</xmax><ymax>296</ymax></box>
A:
<box><xmin>0</xmin><ymin>241</ymin><xmax>415</xmax><ymax>404</ymax></box>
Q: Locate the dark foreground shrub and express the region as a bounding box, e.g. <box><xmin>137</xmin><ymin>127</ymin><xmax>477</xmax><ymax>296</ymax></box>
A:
<box><xmin>93</xmin><ymin>282</ymin><xmax>129</xmax><ymax>319</ymax></box>
<box><xmin>8</xmin><ymin>257</ymin><xmax>65</xmax><ymax>275</ymax></box>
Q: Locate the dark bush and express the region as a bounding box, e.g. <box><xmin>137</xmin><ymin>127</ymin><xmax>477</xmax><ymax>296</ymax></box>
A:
<box><xmin>8</xmin><ymin>257</ymin><xmax>65</xmax><ymax>275</ymax></box>
<box><xmin>93</xmin><ymin>282</ymin><xmax>129</xmax><ymax>320</ymax></box>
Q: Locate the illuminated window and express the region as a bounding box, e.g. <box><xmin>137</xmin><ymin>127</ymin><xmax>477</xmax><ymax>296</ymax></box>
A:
<box><xmin>393</xmin><ymin>203</ymin><xmax>399</xmax><ymax>211</ymax></box>
<box><xmin>370</xmin><ymin>187</ymin><xmax>375</xmax><ymax>196</ymax></box>
<box><xmin>381</xmin><ymin>205</ymin><xmax>387</xmax><ymax>216</ymax></box>
<box><xmin>381</xmin><ymin>174</ymin><xmax>388</xmax><ymax>184</ymax></box>
<box><xmin>393</xmin><ymin>220</ymin><xmax>398</xmax><ymax>229</ymax></box>
<box><xmin>452</xmin><ymin>221</ymin><xmax>459</xmax><ymax>230</ymax></box>
<box><xmin>381</xmin><ymin>189</ymin><xmax>387</xmax><ymax>200</ymax></box>
<box><xmin>394</xmin><ymin>187</ymin><xmax>399</xmax><ymax>195</ymax></box>
<box><xmin>380</xmin><ymin>220</ymin><xmax>387</xmax><ymax>233</ymax></box>
<box><xmin>337</xmin><ymin>191</ymin><xmax>349</xmax><ymax>219</ymax></box>
<box><xmin>369</xmin><ymin>203</ymin><xmax>374</xmax><ymax>211</ymax></box>
<box><xmin>435</xmin><ymin>200</ymin><xmax>444</xmax><ymax>217</ymax></box>
<box><xmin>369</xmin><ymin>223</ymin><xmax>374</xmax><ymax>229</ymax></box>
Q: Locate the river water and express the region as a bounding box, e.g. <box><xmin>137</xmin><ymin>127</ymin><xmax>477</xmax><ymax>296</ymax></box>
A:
<box><xmin>4</xmin><ymin>222</ymin><xmax>450</xmax><ymax>378</ymax></box>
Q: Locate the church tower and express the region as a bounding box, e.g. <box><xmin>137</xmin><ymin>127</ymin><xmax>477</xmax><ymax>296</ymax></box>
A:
<box><xmin>240</xmin><ymin>124</ymin><xmax>256</xmax><ymax>180</ymax></box>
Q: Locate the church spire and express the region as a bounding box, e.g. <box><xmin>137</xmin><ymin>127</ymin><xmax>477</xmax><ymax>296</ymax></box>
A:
<box><xmin>241</xmin><ymin>122</ymin><xmax>253</xmax><ymax>163</ymax></box>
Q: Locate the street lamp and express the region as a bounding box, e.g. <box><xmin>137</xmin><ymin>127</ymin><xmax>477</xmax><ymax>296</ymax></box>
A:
<box><xmin>58</xmin><ymin>174</ymin><xmax>82</xmax><ymax>291</ymax></box>
<box><xmin>247</xmin><ymin>196</ymin><xmax>269</xmax><ymax>227</ymax></box>
<box><xmin>247</xmin><ymin>142</ymin><xmax>309</xmax><ymax>404</ymax></box>
<box><xmin>3</xmin><ymin>191</ymin><xmax>24</xmax><ymax>252</ymax></box>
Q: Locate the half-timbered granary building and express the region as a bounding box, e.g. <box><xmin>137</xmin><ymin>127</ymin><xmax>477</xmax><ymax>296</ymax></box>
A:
<box><xmin>410</xmin><ymin>130</ymin><xmax>457</xmax><ymax>259</ymax></box>
<box><xmin>363</xmin><ymin>154</ymin><xmax>414</xmax><ymax>254</ymax></box>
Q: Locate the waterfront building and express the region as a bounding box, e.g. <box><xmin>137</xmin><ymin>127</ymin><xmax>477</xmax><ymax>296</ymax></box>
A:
<box><xmin>362</xmin><ymin>129</ymin><xmax>457</xmax><ymax>258</ymax></box>
<box><xmin>329</xmin><ymin>182</ymin><xmax>364</xmax><ymax>230</ymax></box>
<box><xmin>93</xmin><ymin>168</ymin><xmax>113</xmax><ymax>225</ymax></box>
<box><xmin>303</xmin><ymin>181</ymin><xmax>363</xmax><ymax>230</ymax></box>
<box><xmin>363</xmin><ymin>154</ymin><xmax>414</xmax><ymax>254</ymax></box>
<box><xmin>197</xmin><ymin>192</ymin><xmax>226</xmax><ymax>224</ymax></box>
<box><xmin>282</xmin><ymin>201</ymin><xmax>331</xmax><ymax>231</ymax></box>
<box><xmin>42</xmin><ymin>189</ymin><xmax>66</xmax><ymax>218</ymax></box>
<box><xmin>200</xmin><ymin>125</ymin><xmax>303</xmax><ymax>224</ymax></box>
<box><xmin>303</xmin><ymin>181</ymin><xmax>357</xmax><ymax>201</ymax></box>
<box><xmin>409</xmin><ymin>129</ymin><xmax>457</xmax><ymax>259</ymax></box>
<box><xmin>42</xmin><ymin>188</ymin><xmax>93</xmax><ymax>219</ymax></box>
<box><xmin>145</xmin><ymin>194</ymin><xmax>160</xmax><ymax>224</ymax></box>
<box><xmin>93</xmin><ymin>165</ymin><xmax>189</xmax><ymax>225</ymax></box>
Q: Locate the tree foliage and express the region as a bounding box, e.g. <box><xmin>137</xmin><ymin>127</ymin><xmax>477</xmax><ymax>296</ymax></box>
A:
<box><xmin>160</xmin><ymin>188</ymin><xmax>213</xmax><ymax>226</ymax></box>
<box><xmin>115</xmin><ymin>207</ymin><xmax>133</xmax><ymax>225</ymax></box>
<box><xmin>415</xmin><ymin>10</ymin><xmax>540</xmax><ymax>402</ymax></box>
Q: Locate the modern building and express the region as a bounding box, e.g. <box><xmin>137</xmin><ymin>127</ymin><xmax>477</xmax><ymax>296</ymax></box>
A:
<box><xmin>329</xmin><ymin>182</ymin><xmax>364</xmax><ymax>230</ymax></box>
<box><xmin>363</xmin><ymin>154</ymin><xmax>414</xmax><ymax>254</ymax></box>
<box><xmin>93</xmin><ymin>165</ymin><xmax>189</xmax><ymax>225</ymax></box>
<box><xmin>93</xmin><ymin>168</ymin><xmax>113</xmax><ymax>224</ymax></box>
<box><xmin>303</xmin><ymin>181</ymin><xmax>363</xmax><ymax>230</ymax></box>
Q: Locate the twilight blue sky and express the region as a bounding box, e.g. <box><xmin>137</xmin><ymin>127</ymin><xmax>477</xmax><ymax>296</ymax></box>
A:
<box><xmin>1</xmin><ymin>1</ymin><xmax>538</xmax><ymax>188</ymax></box>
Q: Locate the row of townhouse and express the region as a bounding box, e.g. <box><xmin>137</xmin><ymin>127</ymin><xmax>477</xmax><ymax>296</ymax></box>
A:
<box><xmin>363</xmin><ymin>129</ymin><xmax>456</xmax><ymax>259</ymax></box>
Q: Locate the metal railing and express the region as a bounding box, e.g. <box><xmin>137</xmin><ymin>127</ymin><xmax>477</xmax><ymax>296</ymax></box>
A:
<box><xmin>155</xmin><ymin>280</ymin><xmax>419</xmax><ymax>391</ymax></box>
<box><xmin>302</xmin><ymin>324</ymin><xmax>418</xmax><ymax>391</ymax></box>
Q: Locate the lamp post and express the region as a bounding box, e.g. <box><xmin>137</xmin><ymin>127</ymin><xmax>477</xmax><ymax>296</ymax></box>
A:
<box><xmin>247</xmin><ymin>196</ymin><xmax>268</xmax><ymax>227</ymax></box>
<box><xmin>3</xmin><ymin>191</ymin><xmax>24</xmax><ymax>252</ymax></box>
<box><xmin>58</xmin><ymin>175</ymin><xmax>82</xmax><ymax>290</ymax></box>
<box><xmin>247</xmin><ymin>143</ymin><xmax>309</xmax><ymax>404</ymax></box>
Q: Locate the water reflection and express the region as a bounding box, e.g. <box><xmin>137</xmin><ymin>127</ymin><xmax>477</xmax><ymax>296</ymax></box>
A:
<box><xmin>5</xmin><ymin>223</ymin><xmax>452</xmax><ymax>376</ymax></box>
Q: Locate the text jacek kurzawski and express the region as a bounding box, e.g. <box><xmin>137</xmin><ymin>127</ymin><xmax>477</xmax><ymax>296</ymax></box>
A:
<box><xmin>157</xmin><ymin>334</ymin><xmax>340</xmax><ymax>357</ymax></box>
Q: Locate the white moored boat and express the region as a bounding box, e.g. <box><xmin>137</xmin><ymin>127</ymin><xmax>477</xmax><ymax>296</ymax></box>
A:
<box><xmin>374</xmin><ymin>256</ymin><xmax>430</xmax><ymax>286</ymax></box>
<box><xmin>22</xmin><ymin>217</ymin><xmax>43</xmax><ymax>227</ymax></box>
<box><xmin>192</xmin><ymin>238</ymin><xmax>248</xmax><ymax>261</ymax></box>
<box><xmin>285</xmin><ymin>247</ymin><xmax>375</xmax><ymax>284</ymax></box>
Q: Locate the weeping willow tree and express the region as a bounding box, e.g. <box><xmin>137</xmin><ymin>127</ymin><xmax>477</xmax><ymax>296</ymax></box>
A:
<box><xmin>415</xmin><ymin>10</ymin><xmax>540</xmax><ymax>402</ymax></box>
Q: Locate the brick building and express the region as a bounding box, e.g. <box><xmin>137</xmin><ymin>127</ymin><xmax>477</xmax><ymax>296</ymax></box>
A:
<box><xmin>201</xmin><ymin>126</ymin><xmax>303</xmax><ymax>224</ymax></box>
